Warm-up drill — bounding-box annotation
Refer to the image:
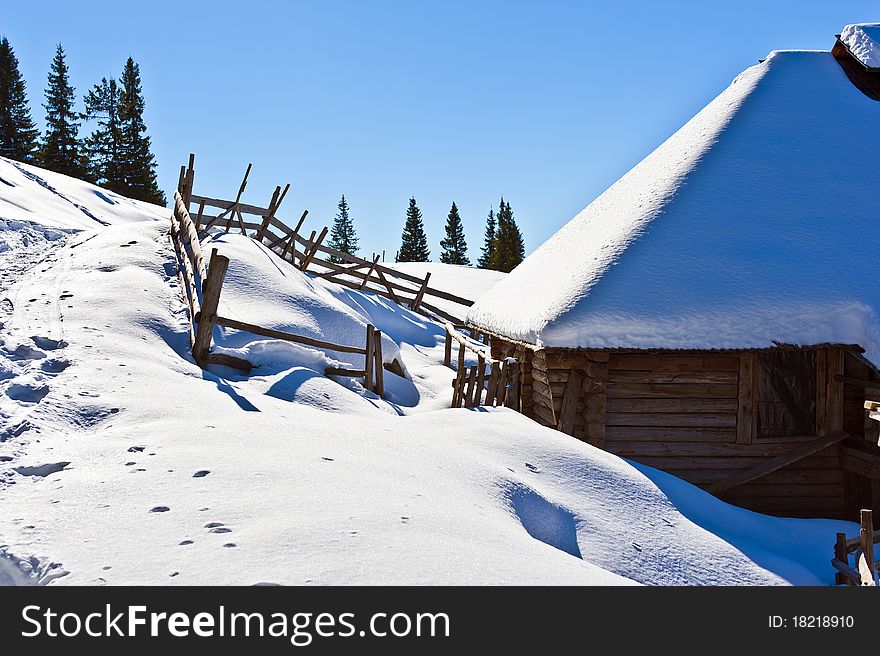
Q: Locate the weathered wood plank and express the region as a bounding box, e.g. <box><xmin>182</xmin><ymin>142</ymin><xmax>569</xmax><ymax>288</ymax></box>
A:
<box><xmin>609</xmin><ymin>353</ymin><xmax>740</xmax><ymax>372</ymax></box>
<box><xmin>605</xmin><ymin>383</ymin><xmax>738</xmax><ymax>399</ymax></box>
<box><xmin>605</xmin><ymin>398</ymin><xmax>738</xmax><ymax>414</ymax></box>
<box><xmin>608</xmin><ymin>437</ymin><xmax>843</xmax><ymax>459</ymax></box>
<box><xmin>556</xmin><ymin>369</ymin><xmax>584</xmax><ymax>436</ymax></box>
<box><xmin>736</xmin><ymin>353</ymin><xmax>756</xmax><ymax>445</ymax></box>
<box><xmin>214</xmin><ymin>316</ymin><xmax>366</xmax><ymax>354</ymax></box>
<box><xmin>816</xmin><ymin>349</ymin><xmax>828</xmax><ymax>435</ymax></box>
<box><xmin>605</xmin><ymin>412</ymin><xmax>737</xmax><ymax>428</ymax></box>
<box><xmin>192</xmin><ymin>249</ymin><xmax>229</xmax><ymax>364</ymax></box>
<box><xmin>605</xmin><ymin>426</ymin><xmax>737</xmax><ymax>441</ymax></box>
<box><xmin>828</xmin><ymin>349</ymin><xmax>845</xmax><ymax>434</ymax></box>
<box><xmin>706</xmin><ymin>432</ymin><xmax>849</xmax><ymax>494</ymax></box>
<box><xmin>607</xmin><ymin>371</ymin><xmax>738</xmax><ymax>384</ymax></box>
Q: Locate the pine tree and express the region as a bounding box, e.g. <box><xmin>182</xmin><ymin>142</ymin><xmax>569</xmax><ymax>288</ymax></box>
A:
<box><xmin>490</xmin><ymin>198</ymin><xmax>525</xmax><ymax>273</ymax></box>
<box><xmin>0</xmin><ymin>37</ymin><xmax>39</xmax><ymax>163</ymax></box>
<box><xmin>118</xmin><ymin>57</ymin><xmax>165</xmax><ymax>205</ymax></box>
<box><xmin>396</xmin><ymin>197</ymin><xmax>430</xmax><ymax>262</ymax></box>
<box><xmin>40</xmin><ymin>44</ymin><xmax>88</xmax><ymax>178</ymax></box>
<box><xmin>83</xmin><ymin>77</ymin><xmax>124</xmax><ymax>192</ymax></box>
<box><xmin>328</xmin><ymin>194</ymin><xmax>358</xmax><ymax>263</ymax></box>
<box><xmin>477</xmin><ymin>207</ymin><xmax>497</xmax><ymax>269</ymax></box>
<box><xmin>439</xmin><ymin>201</ymin><xmax>470</xmax><ymax>265</ymax></box>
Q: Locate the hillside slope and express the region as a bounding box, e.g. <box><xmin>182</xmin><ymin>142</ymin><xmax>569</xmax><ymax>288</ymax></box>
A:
<box><xmin>0</xmin><ymin>161</ymin><xmax>856</xmax><ymax>586</ymax></box>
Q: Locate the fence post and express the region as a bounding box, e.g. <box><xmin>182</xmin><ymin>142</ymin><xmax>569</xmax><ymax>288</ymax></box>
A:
<box><xmin>364</xmin><ymin>324</ymin><xmax>375</xmax><ymax>393</ymax></box>
<box><xmin>193</xmin><ymin>248</ymin><xmax>229</xmax><ymax>365</ymax></box>
<box><xmin>444</xmin><ymin>327</ymin><xmax>452</xmax><ymax>367</ymax></box>
<box><xmin>464</xmin><ymin>366</ymin><xmax>478</xmax><ymax>407</ymax></box>
<box><xmin>373</xmin><ymin>329</ymin><xmax>385</xmax><ymax>398</ymax></box>
<box><xmin>834</xmin><ymin>532</ymin><xmax>849</xmax><ymax>585</ymax></box>
<box><xmin>860</xmin><ymin>509</ymin><xmax>876</xmax><ymax>586</ymax></box>
<box><xmin>474</xmin><ymin>355</ymin><xmax>486</xmax><ymax>406</ymax></box>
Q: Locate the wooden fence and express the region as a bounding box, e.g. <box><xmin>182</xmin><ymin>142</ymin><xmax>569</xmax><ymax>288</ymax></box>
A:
<box><xmin>169</xmin><ymin>184</ymin><xmax>386</xmax><ymax>396</ymax></box>
<box><xmin>832</xmin><ymin>508</ymin><xmax>879</xmax><ymax>586</ymax></box>
<box><xmin>445</xmin><ymin>323</ymin><xmax>520</xmax><ymax>410</ymax></box>
<box><xmin>177</xmin><ymin>155</ymin><xmax>476</xmax><ymax>325</ymax></box>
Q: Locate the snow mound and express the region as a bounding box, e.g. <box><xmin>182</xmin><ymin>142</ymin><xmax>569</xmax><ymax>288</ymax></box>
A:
<box><xmin>841</xmin><ymin>23</ymin><xmax>880</xmax><ymax>69</ymax></box>
<box><xmin>467</xmin><ymin>51</ymin><xmax>880</xmax><ymax>364</ymax></box>
<box><xmin>0</xmin><ymin>156</ymin><xmax>166</xmax><ymax>230</ymax></box>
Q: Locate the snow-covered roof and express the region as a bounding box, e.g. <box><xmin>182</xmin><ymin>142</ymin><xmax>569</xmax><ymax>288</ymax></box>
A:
<box><xmin>467</xmin><ymin>50</ymin><xmax>880</xmax><ymax>363</ymax></box>
<box><xmin>841</xmin><ymin>23</ymin><xmax>880</xmax><ymax>69</ymax></box>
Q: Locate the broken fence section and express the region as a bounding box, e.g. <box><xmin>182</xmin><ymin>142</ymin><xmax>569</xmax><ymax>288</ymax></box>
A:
<box><xmin>178</xmin><ymin>154</ymin><xmax>476</xmax><ymax>325</ymax></box>
<box><xmin>832</xmin><ymin>508</ymin><xmax>880</xmax><ymax>586</ymax></box>
<box><xmin>445</xmin><ymin>322</ymin><xmax>520</xmax><ymax>410</ymax></box>
<box><xmin>169</xmin><ymin>187</ymin><xmax>385</xmax><ymax>397</ymax></box>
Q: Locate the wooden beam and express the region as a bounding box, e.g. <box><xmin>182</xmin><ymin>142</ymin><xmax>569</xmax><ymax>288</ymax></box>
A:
<box><xmin>474</xmin><ymin>355</ymin><xmax>486</xmax><ymax>406</ymax></box>
<box><xmin>358</xmin><ymin>255</ymin><xmax>381</xmax><ymax>290</ymax></box>
<box><xmin>205</xmin><ymin>352</ymin><xmax>252</xmax><ymax>372</ymax></box>
<box><xmin>828</xmin><ymin>349</ymin><xmax>845</xmax><ymax>434</ymax></box>
<box><xmin>193</xmin><ymin>249</ymin><xmax>229</xmax><ymax>364</ymax></box>
<box><xmin>557</xmin><ymin>369</ymin><xmax>584</xmax><ymax>436</ymax></box>
<box><xmin>214</xmin><ymin>315</ymin><xmax>367</xmax><ymax>355</ymax></box>
<box><xmin>410</xmin><ymin>272</ymin><xmax>431</xmax><ymax>312</ymax></box>
<box><xmin>834</xmin><ymin>532</ymin><xmax>850</xmax><ymax>585</ymax></box>
<box><xmin>374</xmin><ymin>329</ymin><xmax>385</xmax><ymax>398</ymax></box>
<box><xmin>860</xmin><ymin>509</ymin><xmax>876</xmax><ymax>586</ymax></box>
<box><xmin>364</xmin><ymin>324</ymin><xmax>375</xmax><ymax>393</ymax></box>
<box><xmin>444</xmin><ymin>326</ymin><xmax>452</xmax><ymax>368</ymax></box>
<box><xmin>837</xmin><ymin>374</ymin><xmax>880</xmax><ymax>391</ymax></box>
<box><xmin>325</xmin><ymin>367</ymin><xmax>368</xmax><ymax>378</ymax></box>
<box><xmin>706</xmin><ymin>431</ymin><xmax>850</xmax><ymax>495</ymax></box>
<box><xmin>300</xmin><ymin>226</ymin><xmax>328</xmax><ymax>271</ymax></box>
<box><xmin>736</xmin><ymin>353</ymin><xmax>756</xmax><ymax>444</ymax></box>
<box><xmin>464</xmin><ymin>366</ymin><xmax>478</xmax><ymax>407</ymax></box>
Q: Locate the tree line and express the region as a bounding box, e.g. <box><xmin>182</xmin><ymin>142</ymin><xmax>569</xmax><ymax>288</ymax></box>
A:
<box><xmin>0</xmin><ymin>37</ymin><xmax>165</xmax><ymax>205</ymax></box>
<box><xmin>329</xmin><ymin>195</ymin><xmax>525</xmax><ymax>273</ymax></box>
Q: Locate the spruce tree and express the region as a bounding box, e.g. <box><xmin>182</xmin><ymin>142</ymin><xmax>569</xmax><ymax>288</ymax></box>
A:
<box><xmin>328</xmin><ymin>194</ymin><xmax>358</xmax><ymax>263</ymax></box>
<box><xmin>118</xmin><ymin>57</ymin><xmax>165</xmax><ymax>205</ymax></box>
<box><xmin>477</xmin><ymin>207</ymin><xmax>497</xmax><ymax>269</ymax></box>
<box><xmin>40</xmin><ymin>44</ymin><xmax>88</xmax><ymax>178</ymax></box>
<box><xmin>439</xmin><ymin>201</ymin><xmax>470</xmax><ymax>265</ymax></box>
<box><xmin>396</xmin><ymin>197</ymin><xmax>430</xmax><ymax>262</ymax></box>
<box><xmin>83</xmin><ymin>77</ymin><xmax>124</xmax><ymax>192</ymax></box>
<box><xmin>0</xmin><ymin>37</ymin><xmax>39</xmax><ymax>163</ymax></box>
<box><xmin>490</xmin><ymin>198</ymin><xmax>525</xmax><ymax>273</ymax></box>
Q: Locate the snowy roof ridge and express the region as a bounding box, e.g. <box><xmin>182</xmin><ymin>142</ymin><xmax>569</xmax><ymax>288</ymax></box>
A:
<box><xmin>467</xmin><ymin>50</ymin><xmax>880</xmax><ymax>364</ymax></box>
<box><xmin>840</xmin><ymin>23</ymin><xmax>880</xmax><ymax>69</ymax></box>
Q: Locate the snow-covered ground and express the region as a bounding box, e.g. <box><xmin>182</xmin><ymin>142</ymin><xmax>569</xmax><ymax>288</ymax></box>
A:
<box><xmin>0</xmin><ymin>158</ymin><xmax>856</xmax><ymax>586</ymax></box>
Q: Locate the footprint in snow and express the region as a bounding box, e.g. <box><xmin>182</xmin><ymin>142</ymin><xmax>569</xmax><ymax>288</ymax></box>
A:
<box><xmin>150</xmin><ymin>506</ymin><xmax>170</xmax><ymax>513</ymax></box>
<box><xmin>179</xmin><ymin>540</ymin><xmax>193</xmax><ymax>546</ymax></box>
<box><xmin>222</xmin><ymin>543</ymin><xmax>236</xmax><ymax>548</ymax></box>
<box><xmin>11</xmin><ymin>344</ymin><xmax>46</xmax><ymax>360</ymax></box>
<box><xmin>525</xmin><ymin>463</ymin><xmax>540</xmax><ymax>473</ymax></box>
<box><xmin>210</xmin><ymin>528</ymin><xmax>232</xmax><ymax>534</ymax></box>
<box><xmin>40</xmin><ymin>359</ymin><xmax>70</xmax><ymax>374</ymax></box>
<box><xmin>31</xmin><ymin>336</ymin><xmax>67</xmax><ymax>351</ymax></box>
<box><xmin>192</xmin><ymin>470</ymin><xmax>210</xmax><ymax>478</ymax></box>
<box><xmin>128</xmin><ymin>446</ymin><xmax>145</xmax><ymax>453</ymax></box>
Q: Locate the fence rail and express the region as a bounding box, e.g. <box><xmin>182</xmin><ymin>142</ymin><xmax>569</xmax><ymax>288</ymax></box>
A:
<box><xmin>832</xmin><ymin>508</ymin><xmax>880</xmax><ymax>586</ymax></box>
<box><xmin>178</xmin><ymin>154</ymin><xmax>476</xmax><ymax>325</ymax></box>
<box><xmin>169</xmin><ymin>186</ymin><xmax>385</xmax><ymax>396</ymax></box>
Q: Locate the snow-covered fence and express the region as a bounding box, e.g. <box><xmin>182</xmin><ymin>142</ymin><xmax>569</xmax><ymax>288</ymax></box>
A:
<box><xmin>832</xmin><ymin>509</ymin><xmax>879</xmax><ymax>585</ymax></box>
<box><xmin>445</xmin><ymin>323</ymin><xmax>520</xmax><ymax>409</ymax></box>
<box><xmin>177</xmin><ymin>155</ymin><xmax>477</xmax><ymax>324</ymax></box>
<box><xmin>169</xmin><ymin>188</ymin><xmax>386</xmax><ymax>395</ymax></box>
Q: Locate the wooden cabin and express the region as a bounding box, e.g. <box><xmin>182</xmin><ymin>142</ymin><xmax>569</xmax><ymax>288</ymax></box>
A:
<box><xmin>466</xmin><ymin>31</ymin><xmax>880</xmax><ymax>520</ymax></box>
<box><xmin>485</xmin><ymin>339</ymin><xmax>880</xmax><ymax>519</ymax></box>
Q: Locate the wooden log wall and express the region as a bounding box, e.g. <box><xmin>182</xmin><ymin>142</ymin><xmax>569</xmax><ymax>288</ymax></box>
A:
<box><xmin>488</xmin><ymin>336</ymin><xmax>880</xmax><ymax>519</ymax></box>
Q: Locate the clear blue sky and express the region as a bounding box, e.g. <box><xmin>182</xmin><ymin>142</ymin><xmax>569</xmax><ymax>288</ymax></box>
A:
<box><xmin>3</xmin><ymin>1</ymin><xmax>876</xmax><ymax>259</ymax></box>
